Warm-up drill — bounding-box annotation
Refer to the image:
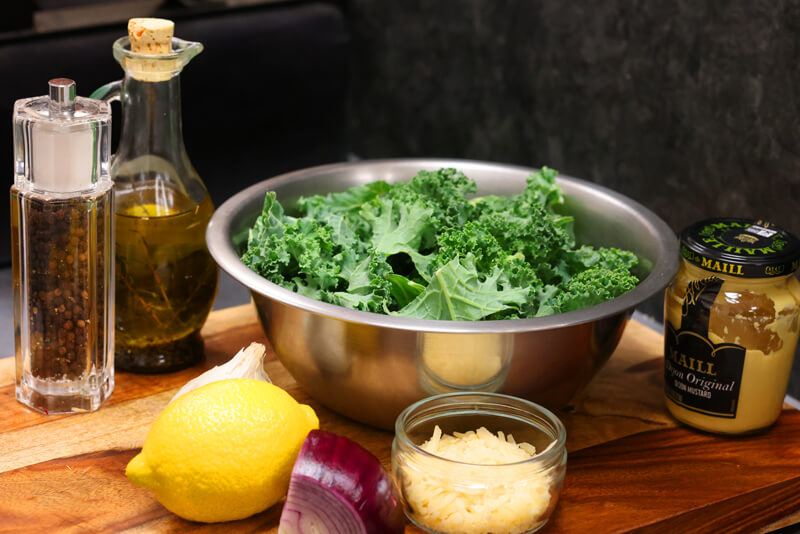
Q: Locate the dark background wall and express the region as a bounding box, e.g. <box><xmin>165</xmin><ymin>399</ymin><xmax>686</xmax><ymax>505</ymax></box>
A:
<box><xmin>346</xmin><ymin>0</ymin><xmax>800</xmax><ymax>232</ymax></box>
<box><xmin>344</xmin><ymin>0</ymin><xmax>800</xmax><ymax>396</ymax></box>
<box><xmin>0</xmin><ymin>1</ymin><xmax>348</xmax><ymax>266</ymax></box>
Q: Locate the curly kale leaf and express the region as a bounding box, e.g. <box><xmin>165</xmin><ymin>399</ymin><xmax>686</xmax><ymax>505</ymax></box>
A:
<box><xmin>435</xmin><ymin>222</ymin><xmax>541</xmax><ymax>316</ymax></box>
<box><xmin>242</xmin><ymin>192</ymin><xmax>341</xmax><ymax>299</ymax></box>
<box><xmin>241</xmin><ymin>167</ymin><xmax>641</xmax><ymax>320</ymax></box>
<box><xmin>517</xmin><ymin>166</ymin><xmax>564</xmax><ymax>210</ymax></box>
<box><xmin>535</xmin><ymin>267</ymin><xmax>638</xmax><ymax>316</ymax></box>
<box><xmin>435</xmin><ymin>222</ymin><xmax>504</xmax><ymax>272</ymax></box>
<box><xmin>365</xmin><ymin>197</ymin><xmax>436</xmax><ymax>281</ymax></box>
<box><xmin>386</xmin><ymin>274</ymin><xmax>425</xmax><ymax>308</ymax></box>
<box><xmin>331</xmin><ymin>250</ymin><xmax>393</xmax><ymax>313</ymax></box>
<box><xmin>564</xmin><ymin>245</ymin><xmax>639</xmax><ymax>273</ymax></box>
<box><xmin>388</xmin><ymin>168</ymin><xmax>477</xmax><ymax>230</ymax></box>
<box><xmin>296</xmin><ymin>181</ymin><xmax>391</xmax><ymax>250</ymax></box>
<box><xmin>395</xmin><ymin>255</ymin><xmax>529</xmax><ymax>321</ymax></box>
<box><xmin>297</xmin><ymin>181</ymin><xmax>391</xmax><ymax>218</ymax></box>
<box><xmin>241</xmin><ymin>192</ymin><xmax>293</xmax><ymax>284</ymax></box>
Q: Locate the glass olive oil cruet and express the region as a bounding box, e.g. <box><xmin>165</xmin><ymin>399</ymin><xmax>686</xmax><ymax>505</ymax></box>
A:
<box><xmin>92</xmin><ymin>18</ymin><xmax>218</xmax><ymax>372</ymax></box>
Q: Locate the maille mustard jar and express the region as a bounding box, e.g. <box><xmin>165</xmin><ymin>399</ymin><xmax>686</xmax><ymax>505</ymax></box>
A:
<box><xmin>664</xmin><ymin>218</ymin><xmax>800</xmax><ymax>434</ymax></box>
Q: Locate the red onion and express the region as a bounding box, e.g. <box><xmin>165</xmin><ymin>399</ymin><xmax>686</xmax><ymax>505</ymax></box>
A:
<box><xmin>279</xmin><ymin>430</ymin><xmax>405</xmax><ymax>534</ymax></box>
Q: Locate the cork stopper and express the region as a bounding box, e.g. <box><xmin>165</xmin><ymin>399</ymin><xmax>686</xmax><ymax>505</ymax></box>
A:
<box><xmin>128</xmin><ymin>18</ymin><xmax>173</xmax><ymax>55</ymax></box>
<box><xmin>124</xmin><ymin>18</ymin><xmax>176</xmax><ymax>82</ymax></box>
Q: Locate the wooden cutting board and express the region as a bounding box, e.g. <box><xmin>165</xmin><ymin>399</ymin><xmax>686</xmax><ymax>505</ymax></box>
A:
<box><xmin>0</xmin><ymin>304</ymin><xmax>798</xmax><ymax>534</ymax></box>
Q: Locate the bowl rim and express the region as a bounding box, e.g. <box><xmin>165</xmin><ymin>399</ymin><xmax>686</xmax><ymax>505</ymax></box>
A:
<box><xmin>206</xmin><ymin>158</ymin><xmax>679</xmax><ymax>333</ymax></box>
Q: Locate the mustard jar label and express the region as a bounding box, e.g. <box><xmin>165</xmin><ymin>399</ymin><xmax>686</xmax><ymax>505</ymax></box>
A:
<box><xmin>664</xmin><ymin>276</ymin><xmax>746</xmax><ymax>418</ymax></box>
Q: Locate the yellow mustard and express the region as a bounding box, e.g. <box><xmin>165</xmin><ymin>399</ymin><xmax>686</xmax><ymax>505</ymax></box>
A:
<box><xmin>664</xmin><ymin>218</ymin><xmax>800</xmax><ymax>434</ymax></box>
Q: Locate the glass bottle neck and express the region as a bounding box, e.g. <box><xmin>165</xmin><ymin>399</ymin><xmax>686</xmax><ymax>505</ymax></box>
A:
<box><xmin>117</xmin><ymin>73</ymin><xmax>186</xmax><ymax>161</ymax></box>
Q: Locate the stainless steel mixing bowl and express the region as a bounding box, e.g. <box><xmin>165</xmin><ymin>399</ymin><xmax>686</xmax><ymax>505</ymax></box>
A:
<box><xmin>207</xmin><ymin>159</ymin><xmax>679</xmax><ymax>429</ymax></box>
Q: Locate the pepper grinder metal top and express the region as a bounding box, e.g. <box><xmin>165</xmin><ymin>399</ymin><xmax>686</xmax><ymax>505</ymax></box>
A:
<box><xmin>48</xmin><ymin>78</ymin><xmax>77</xmax><ymax>111</ymax></box>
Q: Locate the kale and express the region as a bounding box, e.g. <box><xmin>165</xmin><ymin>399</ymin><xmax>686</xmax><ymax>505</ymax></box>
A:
<box><xmin>241</xmin><ymin>167</ymin><xmax>639</xmax><ymax>320</ymax></box>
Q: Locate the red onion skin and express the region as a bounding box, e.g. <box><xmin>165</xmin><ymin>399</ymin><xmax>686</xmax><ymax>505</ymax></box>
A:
<box><xmin>280</xmin><ymin>430</ymin><xmax>405</xmax><ymax>534</ymax></box>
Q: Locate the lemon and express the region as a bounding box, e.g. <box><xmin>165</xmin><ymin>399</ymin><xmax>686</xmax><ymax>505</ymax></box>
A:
<box><xmin>126</xmin><ymin>379</ymin><xmax>318</xmax><ymax>523</ymax></box>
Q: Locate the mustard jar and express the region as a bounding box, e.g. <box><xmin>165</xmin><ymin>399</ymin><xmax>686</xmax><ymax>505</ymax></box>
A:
<box><xmin>664</xmin><ymin>218</ymin><xmax>800</xmax><ymax>434</ymax></box>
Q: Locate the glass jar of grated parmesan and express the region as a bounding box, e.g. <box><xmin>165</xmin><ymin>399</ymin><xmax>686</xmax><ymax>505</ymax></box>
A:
<box><xmin>392</xmin><ymin>392</ymin><xmax>567</xmax><ymax>534</ymax></box>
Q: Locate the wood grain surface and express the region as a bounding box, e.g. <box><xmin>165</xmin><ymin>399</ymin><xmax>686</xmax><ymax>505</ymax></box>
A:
<box><xmin>542</xmin><ymin>410</ymin><xmax>800</xmax><ymax>534</ymax></box>
<box><xmin>0</xmin><ymin>304</ymin><xmax>798</xmax><ymax>534</ymax></box>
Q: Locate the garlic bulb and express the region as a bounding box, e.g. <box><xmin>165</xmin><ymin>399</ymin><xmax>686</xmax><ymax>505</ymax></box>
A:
<box><xmin>169</xmin><ymin>342</ymin><xmax>271</xmax><ymax>404</ymax></box>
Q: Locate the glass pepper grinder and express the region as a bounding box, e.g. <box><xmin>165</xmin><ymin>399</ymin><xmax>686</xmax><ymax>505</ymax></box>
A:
<box><xmin>92</xmin><ymin>18</ymin><xmax>219</xmax><ymax>373</ymax></box>
<box><xmin>12</xmin><ymin>78</ymin><xmax>114</xmax><ymax>413</ymax></box>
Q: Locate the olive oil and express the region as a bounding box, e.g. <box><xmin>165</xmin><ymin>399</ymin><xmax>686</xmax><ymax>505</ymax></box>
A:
<box><xmin>114</xmin><ymin>183</ymin><xmax>218</xmax><ymax>372</ymax></box>
<box><xmin>93</xmin><ymin>19</ymin><xmax>216</xmax><ymax>372</ymax></box>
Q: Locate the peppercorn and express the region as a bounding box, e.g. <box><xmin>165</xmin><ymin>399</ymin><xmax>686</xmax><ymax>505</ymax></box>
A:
<box><xmin>15</xmin><ymin>194</ymin><xmax>109</xmax><ymax>379</ymax></box>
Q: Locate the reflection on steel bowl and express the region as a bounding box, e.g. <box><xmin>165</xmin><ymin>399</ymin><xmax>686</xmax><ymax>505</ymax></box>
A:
<box><xmin>206</xmin><ymin>159</ymin><xmax>679</xmax><ymax>429</ymax></box>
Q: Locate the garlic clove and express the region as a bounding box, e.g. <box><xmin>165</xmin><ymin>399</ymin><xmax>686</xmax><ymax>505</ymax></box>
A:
<box><xmin>169</xmin><ymin>342</ymin><xmax>270</xmax><ymax>404</ymax></box>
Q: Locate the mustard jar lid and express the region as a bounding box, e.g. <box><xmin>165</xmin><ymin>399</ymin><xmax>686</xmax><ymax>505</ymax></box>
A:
<box><xmin>680</xmin><ymin>217</ymin><xmax>800</xmax><ymax>278</ymax></box>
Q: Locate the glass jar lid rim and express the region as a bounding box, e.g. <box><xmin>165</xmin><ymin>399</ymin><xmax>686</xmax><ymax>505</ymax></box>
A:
<box><xmin>680</xmin><ymin>217</ymin><xmax>800</xmax><ymax>278</ymax></box>
<box><xmin>394</xmin><ymin>391</ymin><xmax>567</xmax><ymax>470</ymax></box>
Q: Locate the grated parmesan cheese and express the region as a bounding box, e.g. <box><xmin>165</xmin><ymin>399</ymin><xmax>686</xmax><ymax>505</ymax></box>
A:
<box><xmin>399</xmin><ymin>425</ymin><xmax>553</xmax><ymax>534</ymax></box>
